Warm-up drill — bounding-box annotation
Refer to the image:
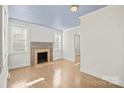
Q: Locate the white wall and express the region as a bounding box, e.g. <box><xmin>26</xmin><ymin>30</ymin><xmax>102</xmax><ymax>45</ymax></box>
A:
<box><xmin>9</xmin><ymin>19</ymin><xmax>62</xmax><ymax>69</ymax></box>
<box><xmin>9</xmin><ymin>52</ymin><xmax>30</xmax><ymax>69</ymax></box>
<box><xmin>8</xmin><ymin>19</ymin><xmax>31</xmax><ymax>69</ymax></box>
<box><xmin>80</xmin><ymin>6</ymin><xmax>124</xmax><ymax>87</ymax></box>
<box><xmin>63</xmin><ymin>26</ymin><xmax>81</xmax><ymax>62</ymax></box>
<box><xmin>0</xmin><ymin>6</ymin><xmax>3</xmax><ymax>70</ymax></box>
<box><xmin>9</xmin><ymin>19</ymin><xmax>62</xmax><ymax>43</ymax></box>
<box><xmin>0</xmin><ymin>6</ymin><xmax>9</xmax><ymax>88</ymax></box>
<box><xmin>29</xmin><ymin>22</ymin><xmax>63</xmax><ymax>60</ymax></box>
<box><xmin>30</xmin><ymin>24</ymin><xmax>54</xmax><ymax>42</ymax></box>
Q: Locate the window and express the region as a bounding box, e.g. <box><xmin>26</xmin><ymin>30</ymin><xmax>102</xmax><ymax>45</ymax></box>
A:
<box><xmin>54</xmin><ymin>34</ymin><xmax>62</xmax><ymax>50</ymax></box>
<box><xmin>10</xmin><ymin>25</ymin><xmax>28</xmax><ymax>52</ymax></box>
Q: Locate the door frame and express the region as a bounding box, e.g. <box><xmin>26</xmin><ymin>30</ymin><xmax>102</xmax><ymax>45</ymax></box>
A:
<box><xmin>74</xmin><ymin>33</ymin><xmax>80</xmax><ymax>63</ymax></box>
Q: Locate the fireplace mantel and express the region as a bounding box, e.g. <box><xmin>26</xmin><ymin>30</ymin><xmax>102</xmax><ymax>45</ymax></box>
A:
<box><xmin>31</xmin><ymin>42</ymin><xmax>53</xmax><ymax>65</ymax></box>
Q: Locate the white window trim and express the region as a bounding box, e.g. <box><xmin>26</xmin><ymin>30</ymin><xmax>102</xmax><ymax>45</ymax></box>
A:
<box><xmin>9</xmin><ymin>23</ymin><xmax>30</xmax><ymax>54</ymax></box>
<box><xmin>54</xmin><ymin>34</ymin><xmax>62</xmax><ymax>51</ymax></box>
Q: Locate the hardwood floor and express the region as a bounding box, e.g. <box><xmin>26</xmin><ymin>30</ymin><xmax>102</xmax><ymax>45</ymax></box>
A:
<box><xmin>8</xmin><ymin>59</ymin><xmax>121</xmax><ymax>88</ymax></box>
<box><xmin>75</xmin><ymin>55</ymin><xmax>80</xmax><ymax>64</ymax></box>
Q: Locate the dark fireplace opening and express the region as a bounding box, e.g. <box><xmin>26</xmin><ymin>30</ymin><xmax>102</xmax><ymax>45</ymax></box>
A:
<box><xmin>37</xmin><ymin>52</ymin><xmax>48</xmax><ymax>64</ymax></box>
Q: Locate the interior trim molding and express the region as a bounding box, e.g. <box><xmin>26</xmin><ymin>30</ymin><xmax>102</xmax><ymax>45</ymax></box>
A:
<box><xmin>80</xmin><ymin>68</ymin><xmax>124</xmax><ymax>87</ymax></box>
<box><xmin>4</xmin><ymin>71</ymin><xmax>8</xmax><ymax>88</ymax></box>
<box><xmin>62</xmin><ymin>57</ymin><xmax>75</xmax><ymax>63</ymax></box>
<box><xmin>63</xmin><ymin>26</ymin><xmax>80</xmax><ymax>31</ymax></box>
<box><xmin>53</xmin><ymin>57</ymin><xmax>64</xmax><ymax>61</ymax></box>
<box><xmin>9</xmin><ymin>63</ymin><xmax>30</xmax><ymax>70</ymax></box>
<box><xmin>9</xmin><ymin>18</ymin><xmax>62</xmax><ymax>31</ymax></box>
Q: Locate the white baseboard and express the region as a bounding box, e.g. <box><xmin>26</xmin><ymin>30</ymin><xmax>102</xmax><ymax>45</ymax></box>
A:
<box><xmin>80</xmin><ymin>68</ymin><xmax>124</xmax><ymax>87</ymax></box>
<box><xmin>53</xmin><ymin>57</ymin><xmax>64</xmax><ymax>61</ymax></box>
<box><xmin>62</xmin><ymin>57</ymin><xmax>75</xmax><ymax>62</ymax></box>
<box><xmin>9</xmin><ymin>63</ymin><xmax>31</xmax><ymax>70</ymax></box>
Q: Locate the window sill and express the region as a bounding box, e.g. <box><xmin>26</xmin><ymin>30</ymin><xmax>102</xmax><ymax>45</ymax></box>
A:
<box><xmin>10</xmin><ymin>51</ymin><xmax>30</xmax><ymax>55</ymax></box>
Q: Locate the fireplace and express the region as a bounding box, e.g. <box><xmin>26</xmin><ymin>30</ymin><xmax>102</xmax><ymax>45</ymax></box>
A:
<box><xmin>38</xmin><ymin>52</ymin><xmax>48</xmax><ymax>64</ymax></box>
<box><xmin>34</xmin><ymin>48</ymin><xmax>50</xmax><ymax>66</ymax></box>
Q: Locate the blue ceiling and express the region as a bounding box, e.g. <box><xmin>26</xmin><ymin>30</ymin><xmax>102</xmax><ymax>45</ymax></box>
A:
<box><xmin>8</xmin><ymin>5</ymin><xmax>106</xmax><ymax>30</ymax></box>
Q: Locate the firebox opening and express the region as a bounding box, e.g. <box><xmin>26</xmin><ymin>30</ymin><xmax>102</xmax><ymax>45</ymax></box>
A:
<box><xmin>37</xmin><ymin>52</ymin><xmax>48</xmax><ymax>64</ymax></box>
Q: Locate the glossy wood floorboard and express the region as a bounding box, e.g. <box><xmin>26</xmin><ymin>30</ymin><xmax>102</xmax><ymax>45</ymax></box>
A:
<box><xmin>75</xmin><ymin>55</ymin><xmax>80</xmax><ymax>64</ymax></box>
<box><xmin>8</xmin><ymin>59</ymin><xmax>121</xmax><ymax>88</ymax></box>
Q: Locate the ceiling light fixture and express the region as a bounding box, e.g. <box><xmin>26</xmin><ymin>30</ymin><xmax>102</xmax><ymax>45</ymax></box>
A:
<box><xmin>70</xmin><ymin>5</ymin><xmax>79</xmax><ymax>13</ymax></box>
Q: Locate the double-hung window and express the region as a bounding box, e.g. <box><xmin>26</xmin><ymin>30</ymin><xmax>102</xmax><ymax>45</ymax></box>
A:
<box><xmin>10</xmin><ymin>24</ymin><xmax>28</xmax><ymax>53</ymax></box>
<box><xmin>54</xmin><ymin>34</ymin><xmax>62</xmax><ymax>50</ymax></box>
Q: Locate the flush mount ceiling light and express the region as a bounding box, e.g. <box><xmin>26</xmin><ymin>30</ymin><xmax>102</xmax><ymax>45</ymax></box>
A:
<box><xmin>70</xmin><ymin>5</ymin><xmax>79</xmax><ymax>13</ymax></box>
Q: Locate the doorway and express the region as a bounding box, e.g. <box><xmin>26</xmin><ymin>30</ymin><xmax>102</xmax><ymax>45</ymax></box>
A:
<box><xmin>74</xmin><ymin>33</ymin><xmax>80</xmax><ymax>64</ymax></box>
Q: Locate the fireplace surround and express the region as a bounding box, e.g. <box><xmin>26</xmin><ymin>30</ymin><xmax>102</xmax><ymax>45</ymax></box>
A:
<box><xmin>31</xmin><ymin>42</ymin><xmax>53</xmax><ymax>66</ymax></box>
<box><xmin>34</xmin><ymin>48</ymin><xmax>50</xmax><ymax>66</ymax></box>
